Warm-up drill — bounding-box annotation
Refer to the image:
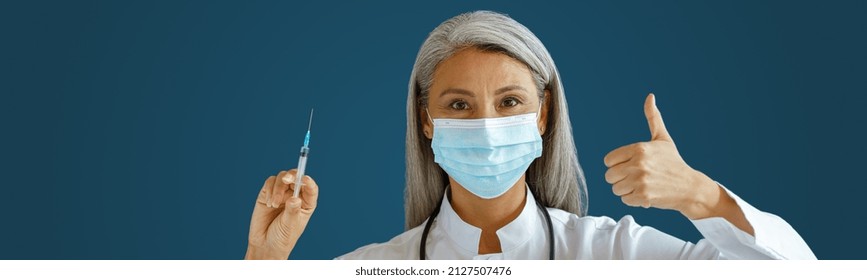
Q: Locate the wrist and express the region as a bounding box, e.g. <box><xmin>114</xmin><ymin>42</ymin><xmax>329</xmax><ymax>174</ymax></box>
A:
<box><xmin>244</xmin><ymin>243</ymin><xmax>289</xmax><ymax>260</ymax></box>
<box><xmin>679</xmin><ymin>171</ymin><xmax>756</xmax><ymax>235</ymax></box>
<box><xmin>680</xmin><ymin>170</ymin><xmax>722</xmax><ymax>220</ymax></box>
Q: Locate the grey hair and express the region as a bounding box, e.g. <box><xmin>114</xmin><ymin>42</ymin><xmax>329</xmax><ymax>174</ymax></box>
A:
<box><xmin>404</xmin><ymin>11</ymin><xmax>588</xmax><ymax>229</ymax></box>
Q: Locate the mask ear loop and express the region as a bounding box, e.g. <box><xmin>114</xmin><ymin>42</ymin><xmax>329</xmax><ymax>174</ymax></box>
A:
<box><xmin>424</xmin><ymin>107</ymin><xmax>435</xmax><ymax>139</ymax></box>
<box><xmin>425</xmin><ymin>107</ymin><xmax>434</xmax><ymax>125</ymax></box>
<box><xmin>535</xmin><ymin>95</ymin><xmax>544</xmax><ymax>127</ymax></box>
<box><xmin>537</xmin><ymin>98</ymin><xmax>543</xmax><ymax>117</ymax></box>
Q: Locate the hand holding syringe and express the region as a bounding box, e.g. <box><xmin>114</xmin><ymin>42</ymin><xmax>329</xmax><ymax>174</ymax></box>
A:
<box><xmin>246</xmin><ymin>109</ymin><xmax>320</xmax><ymax>259</ymax></box>
<box><xmin>293</xmin><ymin>109</ymin><xmax>313</xmax><ymax>198</ymax></box>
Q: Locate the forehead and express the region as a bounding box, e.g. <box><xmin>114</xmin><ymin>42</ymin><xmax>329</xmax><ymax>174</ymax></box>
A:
<box><xmin>431</xmin><ymin>48</ymin><xmax>534</xmax><ymax>90</ymax></box>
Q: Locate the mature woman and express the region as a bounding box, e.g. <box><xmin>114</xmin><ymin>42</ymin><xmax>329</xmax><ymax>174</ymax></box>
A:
<box><xmin>244</xmin><ymin>11</ymin><xmax>815</xmax><ymax>260</ymax></box>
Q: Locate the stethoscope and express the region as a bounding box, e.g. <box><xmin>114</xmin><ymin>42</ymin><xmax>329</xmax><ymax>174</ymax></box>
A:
<box><xmin>418</xmin><ymin>185</ymin><xmax>556</xmax><ymax>260</ymax></box>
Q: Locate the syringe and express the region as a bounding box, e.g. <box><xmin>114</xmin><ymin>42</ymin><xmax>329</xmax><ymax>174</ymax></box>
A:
<box><xmin>293</xmin><ymin>109</ymin><xmax>314</xmax><ymax>198</ymax></box>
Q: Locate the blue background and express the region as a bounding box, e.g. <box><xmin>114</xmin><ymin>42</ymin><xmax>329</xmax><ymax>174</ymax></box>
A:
<box><xmin>1</xmin><ymin>1</ymin><xmax>864</xmax><ymax>259</ymax></box>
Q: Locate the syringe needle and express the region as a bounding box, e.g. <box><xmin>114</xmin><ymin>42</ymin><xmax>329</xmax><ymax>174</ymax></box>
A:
<box><xmin>294</xmin><ymin>108</ymin><xmax>314</xmax><ymax>198</ymax></box>
<box><xmin>303</xmin><ymin>109</ymin><xmax>313</xmax><ymax>148</ymax></box>
<box><xmin>307</xmin><ymin>109</ymin><xmax>314</xmax><ymax>131</ymax></box>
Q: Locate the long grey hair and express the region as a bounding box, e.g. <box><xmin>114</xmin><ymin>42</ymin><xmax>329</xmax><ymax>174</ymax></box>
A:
<box><xmin>404</xmin><ymin>11</ymin><xmax>587</xmax><ymax>229</ymax></box>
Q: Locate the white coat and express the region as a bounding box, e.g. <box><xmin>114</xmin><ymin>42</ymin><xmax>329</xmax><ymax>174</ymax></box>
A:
<box><xmin>336</xmin><ymin>185</ymin><xmax>815</xmax><ymax>260</ymax></box>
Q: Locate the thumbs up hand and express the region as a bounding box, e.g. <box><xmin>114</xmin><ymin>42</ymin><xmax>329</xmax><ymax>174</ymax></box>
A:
<box><xmin>603</xmin><ymin>94</ymin><xmax>722</xmax><ymax>220</ymax></box>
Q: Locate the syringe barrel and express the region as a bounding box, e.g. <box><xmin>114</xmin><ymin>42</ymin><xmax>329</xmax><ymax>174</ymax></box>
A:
<box><xmin>293</xmin><ymin>146</ymin><xmax>309</xmax><ymax>198</ymax></box>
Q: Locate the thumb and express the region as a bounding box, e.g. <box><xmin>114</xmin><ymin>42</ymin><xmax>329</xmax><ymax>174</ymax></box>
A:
<box><xmin>644</xmin><ymin>93</ymin><xmax>672</xmax><ymax>141</ymax></box>
<box><xmin>279</xmin><ymin>197</ymin><xmax>305</xmax><ymax>224</ymax></box>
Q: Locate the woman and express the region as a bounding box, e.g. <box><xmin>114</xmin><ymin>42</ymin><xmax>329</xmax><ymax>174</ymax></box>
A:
<box><xmin>244</xmin><ymin>11</ymin><xmax>815</xmax><ymax>260</ymax></box>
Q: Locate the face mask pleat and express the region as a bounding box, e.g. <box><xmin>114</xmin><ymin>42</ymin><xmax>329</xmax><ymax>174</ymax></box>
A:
<box><xmin>432</xmin><ymin>115</ymin><xmax>539</xmax><ymax>148</ymax></box>
<box><xmin>433</xmin><ymin>143</ymin><xmax>542</xmax><ymax>176</ymax></box>
<box><xmin>440</xmin><ymin>162</ymin><xmax>531</xmax><ymax>199</ymax></box>
<box><xmin>436</xmin><ymin>150</ymin><xmax>541</xmax><ymax>177</ymax></box>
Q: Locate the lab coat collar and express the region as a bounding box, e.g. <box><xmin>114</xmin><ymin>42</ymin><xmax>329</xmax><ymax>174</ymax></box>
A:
<box><xmin>439</xmin><ymin>184</ymin><xmax>539</xmax><ymax>255</ymax></box>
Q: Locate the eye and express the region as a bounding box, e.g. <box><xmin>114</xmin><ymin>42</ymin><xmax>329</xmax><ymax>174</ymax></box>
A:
<box><xmin>449</xmin><ymin>100</ymin><xmax>470</xmax><ymax>110</ymax></box>
<box><xmin>501</xmin><ymin>97</ymin><xmax>521</xmax><ymax>107</ymax></box>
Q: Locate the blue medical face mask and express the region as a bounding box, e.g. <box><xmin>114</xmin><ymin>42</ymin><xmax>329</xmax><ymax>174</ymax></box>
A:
<box><xmin>427</xmin><ymin>109</ymin><xmax>543</xmax><ymax>199</ymax></box>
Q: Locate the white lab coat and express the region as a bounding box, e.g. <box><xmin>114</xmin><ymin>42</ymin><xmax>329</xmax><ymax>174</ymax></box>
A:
<box><xmin>336</xmin><ymin>184</ymin><xmax>816</xmax><ymax>260</ymax></box>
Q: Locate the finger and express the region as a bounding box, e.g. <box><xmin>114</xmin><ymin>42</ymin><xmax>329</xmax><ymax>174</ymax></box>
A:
<box><xmin>612</xmin><ymin>179</ymin><xmax>634</xmax><ymax>196</ymax></box>
<box><xmin>281</xmin><ymin>170</ymin><xmax>297</xmax><ymax>195</ymax></box>
<box><xmin>270</xmin><ymin>171</ymin><xmax>289</xmax><ymax>208</ymax></box>
<box><xmin>604</xmin><ymin>143</ymin><xmax>637</xmax><ymax>167</ymax></box>
<box><xmin>623</xmin><ymin>189</ymin><xmax>654</xmax><ymax>208</ymax></box>
<box><xmin>250</xmin><ymin>176</ymin><xmax>282</xmax><ymax>238</ymax></box>
<box><xmin>281</xmin><ymin>196</ymin><xmax>304</xmax><ymax>224</ymax></box>
<box><xmin>644</xmin><ymin>93</ymin><xmax>672</xmax><ymax>142</ymax></box>
<box><xmin>621</xmin><ymin>193</ymin><xmax>643</xmax><ymax>208</ymax></box>
<box><xmin>604</xmin><ymin>163</ymin><xmax>629</xmax><ymax>185</ymax></box>
<box><xmin>258</xmin><ymin>176</ymin><xmax>277</xmax><ymax>205</ymax></box>
<box><xmin>298</xmin><ymin>175</ymin><xmax>319</xmax><ymax>210</ymax></box>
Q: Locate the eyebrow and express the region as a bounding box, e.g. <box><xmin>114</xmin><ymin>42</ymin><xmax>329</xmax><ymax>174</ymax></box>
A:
<box><xmin>439</xmin><ymin>85</ymin><xmax>528</xmax><ymax>97</ymax></box>
<box><xmin>495</xmin><ymin>85</ymin><xmax>528</xmax><ymax>95</ymax></box>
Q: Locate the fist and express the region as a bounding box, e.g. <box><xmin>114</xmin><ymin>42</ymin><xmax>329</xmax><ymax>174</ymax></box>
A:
<box><xmin>603</xmin><ymin>94</ymin><xmax>718</xmax><ymax>219</ymax></box>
